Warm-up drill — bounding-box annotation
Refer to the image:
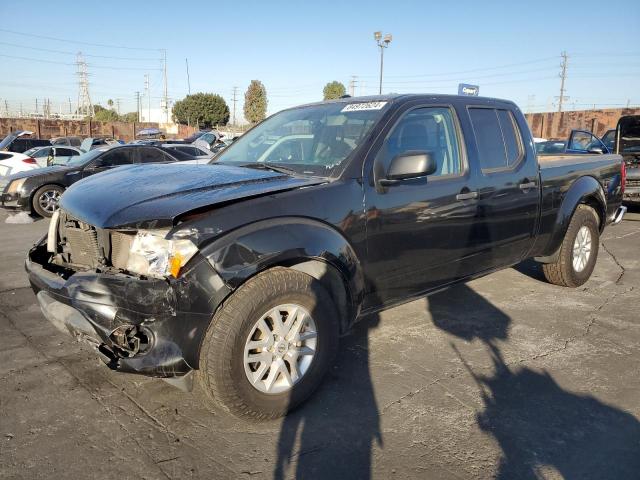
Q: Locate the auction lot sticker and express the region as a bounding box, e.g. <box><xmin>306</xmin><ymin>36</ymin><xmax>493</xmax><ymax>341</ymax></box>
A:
<box><xmin>341</xmin><ymin>101</ymin><xmax>387</xmax><ymax>112</ymax></box>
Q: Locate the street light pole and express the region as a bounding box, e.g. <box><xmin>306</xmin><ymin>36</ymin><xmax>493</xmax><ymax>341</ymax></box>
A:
<box><xmin>374</xmin><ymin>31</ymin><xmax>392</xmax><ymax>95</ymax></box>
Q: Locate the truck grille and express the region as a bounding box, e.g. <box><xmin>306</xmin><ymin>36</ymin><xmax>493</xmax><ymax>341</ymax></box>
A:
<box><xmin>55</xmin><ymin>210</ymin><xmax>134</xmax><ymax>270</ymax></box>
<box><xmin>57</xmin><ymin>211</ymin><xmax>104</xmax><ymax>268</ymax></box>
<box><xmin>626</xmin><ymin>179</ymin><xmax>640</xmax><ymax>188</ymax></box>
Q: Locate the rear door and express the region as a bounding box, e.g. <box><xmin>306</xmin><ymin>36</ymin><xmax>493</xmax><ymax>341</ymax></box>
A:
<box><xmin>466</xmin><ymin>106</ymin><xmax>539</xmax><ymax>270</ymax></box>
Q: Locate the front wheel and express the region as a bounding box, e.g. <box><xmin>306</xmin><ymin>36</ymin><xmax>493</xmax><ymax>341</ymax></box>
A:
<box><xmin>32</xmin><ymin>184</ymin><xmax>64</xmax><ymax>218</ymax></box>
<box><xmin>542</xmin><ymin>205</ymin><xmax>600</xmax><ymax>287</ymax></box>
<box><xmin>197</xmin><ymin>268</ymin><xmax>340</xmax><ymax>420</ymax></box>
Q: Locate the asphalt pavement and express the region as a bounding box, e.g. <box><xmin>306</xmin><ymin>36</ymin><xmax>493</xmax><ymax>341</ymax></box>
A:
<box><xmin>1</xmin><ymin>208</ymin><xmax>639</xmax><ymax>479</ymax></box>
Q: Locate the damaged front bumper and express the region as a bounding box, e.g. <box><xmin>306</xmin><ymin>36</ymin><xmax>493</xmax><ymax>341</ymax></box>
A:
<box><xmin>26</xmin><ymin>239</ymin><xmax>231</xmax><ymax>390</ymax></box>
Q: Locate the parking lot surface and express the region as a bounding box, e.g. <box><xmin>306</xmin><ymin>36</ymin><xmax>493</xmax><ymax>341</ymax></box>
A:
<box><xmin>1</xmin><ymin>209</ymin><xmax>639</xmax><ymax>479</ymax></box>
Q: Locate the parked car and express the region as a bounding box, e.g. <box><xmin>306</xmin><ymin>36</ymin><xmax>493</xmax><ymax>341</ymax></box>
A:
<box><xmin>0</xmin><ymin>144</ymin><xmax>197</xmax><ymax>218</ymax></box>
<box><xmin>161</xmin><ymin>143</ymin><xmax>213</xmax><ymax>164</ymax></box>
<box><xmin>0</xmin><ymin>130</ymin><xmax>50</xmax><ymax>154</ymax></box>
<box><xmin>182</xmin><ymin>130</ymin><xmax>211</xmax><ymax>143</ymax></box>
<box><xmin>25</xmin><ymin>95</ymin><xmax>625</xmax><ymax>419</ymax></box>
<box><xmin>50</xmin><ymin>136</ymin><xmax>83</xmax><ymax>147</ymax></box>
<box><xmin>617</xmin><ymin>115</ymin><xmax>640</xmax><ymax>202</ymax></box>
<box><xmin>192</xmin><ymin>130</ymin><xmax>221</xmax><ymax>151</ymax></box>
<box><xmin>23</xmin><ymin>146</ymin><xmax>83</xmax><ymax>167</ymax></box>
<box><xmin>0</xmin><ymin>151</ymin><xmax>41</xmax><ymax>176</ymax></box>
<box><xmin>537</xmin><ymin>129</ymin><xmax>612</xmax><ymax>155</ymax></box>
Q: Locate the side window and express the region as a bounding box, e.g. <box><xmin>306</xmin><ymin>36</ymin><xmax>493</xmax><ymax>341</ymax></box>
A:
<box><xmin>385</xmin><ymin>106</ymin><xmax>462</xmax><ymax>177</ymax></box>
<box><xmin>57</xmin><ymin>148</ymin><xmax>77</xmax><ymax>156</ymax></box>
<box><xmin>138</xmin><ymin>147</ymin><xmax>168</xmax><ymax>163</ymax></box>
<box><xmin>99</xmin><ymin>149</ymin><xmax>134</xmax><ymax>167</ymax></box>
<box><xmin>469</xmin><ymin>108</ymin><xmax>523</xmax><ymax>172</ymax></box>
<box><xmin>497</xmin><ymin>110</ymin><xmax>523</xmax><ymax>167</ymax></box>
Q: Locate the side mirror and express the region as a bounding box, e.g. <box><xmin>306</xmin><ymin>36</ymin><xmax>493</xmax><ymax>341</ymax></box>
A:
<box><xmin>380</xmin><ymin>151</ymin><xmax>437</xmax><ymax>186</ymax></box>
<box><xmin>588</xmin><ymin>147</ymin><xmax>604</xmax><ymax>154</ymax></box>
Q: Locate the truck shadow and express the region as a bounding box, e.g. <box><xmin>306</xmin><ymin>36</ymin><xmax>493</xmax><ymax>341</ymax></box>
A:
<box><xmin>274</xmin><ymin>294</ymin><xmax>382</xmax><ymax>479</ymax></box>
<box><xmin>427</xmin><ymin>284</ymin><xmax>640</xmax><ymax>479</ymax></box>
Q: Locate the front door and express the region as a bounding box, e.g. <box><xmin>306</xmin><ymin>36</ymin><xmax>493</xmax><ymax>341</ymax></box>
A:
<box><xmin>363</xmin><ymin>105</ymin><xmax>478</xmax><ymax>308</ymax></box>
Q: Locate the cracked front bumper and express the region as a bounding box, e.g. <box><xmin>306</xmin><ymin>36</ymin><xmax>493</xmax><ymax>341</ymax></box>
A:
<box><xmin>26</xmin><ymin>240</ymin><xmax>231</xmax><ymax>381</ymax></box>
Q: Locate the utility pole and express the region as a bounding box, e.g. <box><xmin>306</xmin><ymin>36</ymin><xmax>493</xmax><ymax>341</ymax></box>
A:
<box><xmin>135</xmin><ymin>91</ymin><xmax>140</xmax><ymax>122</ymax></box>
<box><xmin>35</xmin><ymin>98</ymin><xmax>38</xmax><ymax>115</ymax></box>
<box><xmin>4</xmin><ymin>100</ymin><xmax>8</xmax><ymax>117</ymax></box>
<box><xmin>374</xmin><ymin>32</ymin><xmax>392</xmax><ymax>95</ymax></box>
<box><xmin>231</xmin><ymin>86</ymin><xmax>238</xmax><ymax>128</ymax></box>
<box><xmin>144</xmin><ymin>74</ymin><xmax>150</xmax><ymax>122</ymax></box>
<box><xmin>349</xmin><ymin>76</ymin><xmax>358</xmax><ymax>96</ymax></box>
<box><xmin>116</xmin><ymin>98</ymin><xmax>121</xmax><ymax>115</ymax></box>
<box><xmin>185</xmin><ymin>58</ymin><xmax>191</xmax><ymax>95</ymax></box>
<box><xmin>162</xmin><ymin>49</ymin><xmax>168</xmax><ymax>123</ymax></box>
<box><xmin>557</xmin><ymin>51</ymin><xmax>569</xmax><ymax>113</ymax></box>
<box><xmin>76</xmin><ymin>52</ymin><xmax>94</xmax><ymax>117</ymax></box>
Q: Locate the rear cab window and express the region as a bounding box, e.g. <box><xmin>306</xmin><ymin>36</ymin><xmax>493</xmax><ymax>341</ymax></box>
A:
<box><xmin>468</xmin><ymin>107</ymin><xmax>524</xmax><ymax>173</ymax></box>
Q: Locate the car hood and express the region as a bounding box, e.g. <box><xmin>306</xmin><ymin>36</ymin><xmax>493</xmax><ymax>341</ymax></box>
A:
<box><xmin>60</xmin><ymin>163</ymin><xmax>325</xmax><ymax>229</ymax></box>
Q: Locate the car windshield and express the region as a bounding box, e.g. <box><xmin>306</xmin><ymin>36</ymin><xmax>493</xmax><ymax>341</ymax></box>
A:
<box><xmin>214</xmin><ymin>101</ymin><xmax>388</xmax><ymax>176</ymax></box>
<box><xmin>55</xmin><ymin>148</ymin><xmax>104</xmax><ymax>166</ymax></box>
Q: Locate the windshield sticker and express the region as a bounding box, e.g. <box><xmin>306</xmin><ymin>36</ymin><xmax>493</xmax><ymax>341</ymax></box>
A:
<box><xmin>341</xmin><ymin>101</ymin><xmax>387</xmax><ymax>112</ymax></box>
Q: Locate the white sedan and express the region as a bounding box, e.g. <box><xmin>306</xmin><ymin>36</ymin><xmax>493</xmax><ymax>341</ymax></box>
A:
<box><xmin>0</xmin><ymin>151</ymin><xmax>43</xmax><ymax>177</ymax></box>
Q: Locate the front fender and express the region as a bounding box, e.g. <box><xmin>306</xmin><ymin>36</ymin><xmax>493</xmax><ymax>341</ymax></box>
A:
<box><xmin>539</xmin><ymin>175</ymin><xmax>606</xmax><ymax>259</ymax></box>
<box><xmin>200</xmin><ymin>217</ymin><xmax>365</xmax><ymax>324</ymax></box>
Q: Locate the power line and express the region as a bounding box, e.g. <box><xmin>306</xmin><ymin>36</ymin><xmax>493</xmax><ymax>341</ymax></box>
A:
<box><xmin>0</xmin><ymin>41</ymin><xmax>159</xmax><ymax>61</ymax></box>
<box><xmin>357</xmin><ymin>56</ymin><xmax>559</xmax><ymax>79</ymax></box>
<box><xmin>0</xmin><ymin>28</ymin><xmax>161</xmax><ymax>51</ymax></box>
<box><xmin>0</xmin><ymin>53</ymin><xmax>161</xmax><ymax>71</ymax></box>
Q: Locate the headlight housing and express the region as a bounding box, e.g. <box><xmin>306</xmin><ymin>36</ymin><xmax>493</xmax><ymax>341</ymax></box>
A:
<box><xmin>126</xmin><ymin>230</ymin><xmax>198</xmax><ymax>279</ymax></box>
<box><xmin>7</xmin><ymin>178</ymin><xmax>26</xmax><ymax>194</ymax></box>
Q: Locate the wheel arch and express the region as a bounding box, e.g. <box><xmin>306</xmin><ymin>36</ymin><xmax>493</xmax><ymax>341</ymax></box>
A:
<box><xmin>200</xmin><ymin>217</ymin><xmax>365</xmax><ymax>333</ymax></box>
<box><xmin>537</xmin><ymin>175</ymin><xmax>606</xmax><ymax>262</ymax></box>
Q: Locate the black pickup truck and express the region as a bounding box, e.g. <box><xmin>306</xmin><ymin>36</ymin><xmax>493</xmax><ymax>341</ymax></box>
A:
<box><xmin>25</xmin><ymin>95</ymin><xmax>626</xmax><ymax>419</ymax></box>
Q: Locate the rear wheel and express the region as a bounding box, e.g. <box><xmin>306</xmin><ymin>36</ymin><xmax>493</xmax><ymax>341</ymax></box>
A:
<box><xmin>197</xmin><ymin>268</ymin><xmax>340</xmax><ymax>420</ymax></box>
<box><xmin>32</xmin><ymin>184</ymin><xmax>64</xmax><ymax>218</ymax></box>
<box><xmin>542</xmin><ymin>205</ymin><xmax>600</xmax><ymax>287</ymax></box>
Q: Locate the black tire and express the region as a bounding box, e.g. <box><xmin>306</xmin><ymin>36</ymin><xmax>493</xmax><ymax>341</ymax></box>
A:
<box><xmin>542</xmin><ymin>205</ymin><xmax>600</xmax><ymax>287</ymax></box>
<box><xmin>32</xmin><ymin>184</ymin><xmax>64</xmax><ymax>218</ymax></box>
<box><xmin>197</xmin><ymin>267</ymin><xmax>340</xmax><ymax>420</ymax></box>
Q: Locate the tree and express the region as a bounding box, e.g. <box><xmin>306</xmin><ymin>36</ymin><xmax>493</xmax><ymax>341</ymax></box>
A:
<box><xmin>94</xmin><ymin>107</ymin><xmax>120</xmax><ymax>122</ymax></box>
<box><xmin>120</xmin><ymin>112</ymin><xmax>138</xmax><ymax>123</ymax></box>
<box><xmin>244</xmin><ymin>80</ymin><xmax>267</xmax><ymax>124</ymax></box>
<box><xmin>107</xmin><ymin>99</ymin><xmax>114</xmax><ymax>108</ymax></box>
<box><xmin>172</xmin><ymin>93</ymin><xmax>229</xmax><ymax>127</ymax></box>
<box><xmin>323</xmin><ymin>81</ymin><xmax>346</xmax><ymax>100</ymax></box>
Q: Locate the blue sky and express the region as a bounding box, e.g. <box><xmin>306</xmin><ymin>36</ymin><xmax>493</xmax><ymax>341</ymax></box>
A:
<box><xmin>0</xmin><ymin>0</ymin><xmax>638</xmax><ymax>120</ymax></box>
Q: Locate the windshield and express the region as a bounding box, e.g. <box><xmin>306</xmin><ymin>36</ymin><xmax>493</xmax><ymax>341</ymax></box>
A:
<box><xmin>56</xmin><ymin>148</ymin><xmax>104</xmax><ymax>166</ymax></box>
<box><xmin>214</xmin><ymin>101</ymin><xmax>388</xmax><ymax>176</ymax></box>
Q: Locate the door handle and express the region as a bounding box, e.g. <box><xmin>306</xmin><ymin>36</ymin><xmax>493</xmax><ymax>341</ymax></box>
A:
<box><xmin>456</xmin><ymin>190</ymin><xmax>478</xmax><ymax>201</ymax></box>
<box><xmin>519</xmin><ymin>181</ymin><xmax>537</xmax><ymax>191</ymax></box>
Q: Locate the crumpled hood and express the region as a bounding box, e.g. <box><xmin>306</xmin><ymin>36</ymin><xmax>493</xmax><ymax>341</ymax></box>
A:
<box><xmin>60</xmin><ymin>163</ymin><xmax>324</xmax><ymax>229</ymax></box>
